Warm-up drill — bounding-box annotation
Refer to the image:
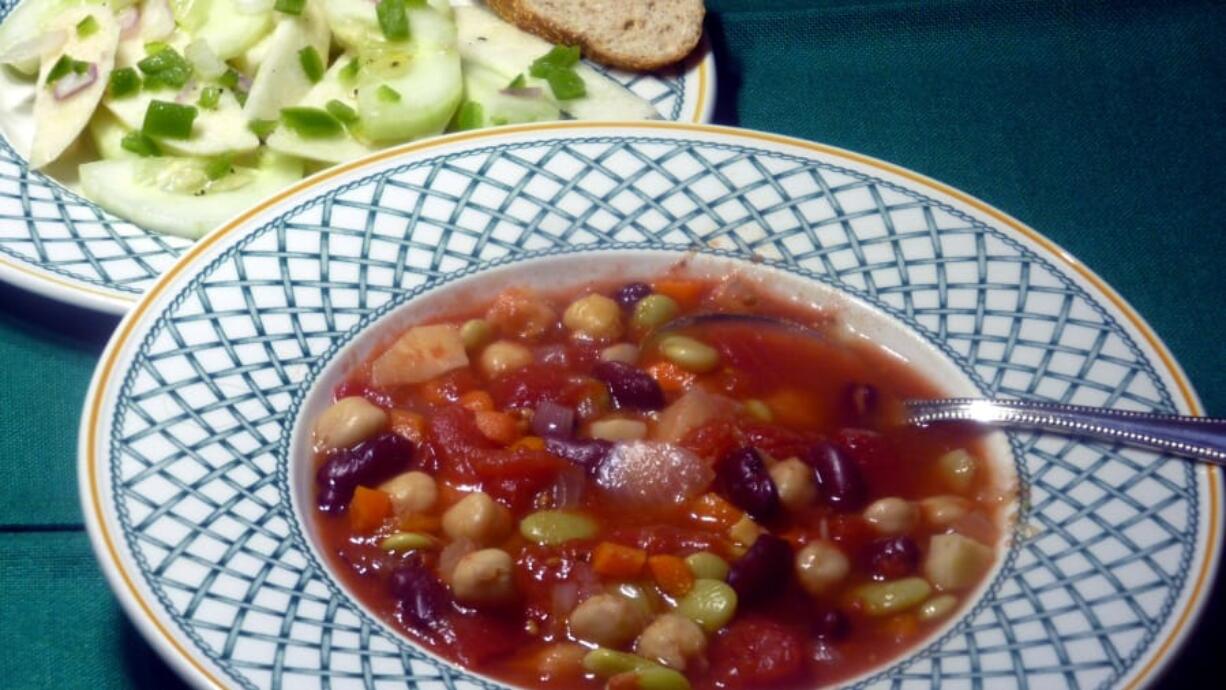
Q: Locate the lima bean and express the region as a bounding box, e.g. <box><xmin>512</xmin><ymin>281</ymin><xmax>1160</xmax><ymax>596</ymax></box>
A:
<box><xmin>676</xmin><ymin>578</ymin><xmax>737</xmax><ymax>632</ymax></box>
<box><xmin>519</xmin><ymin>510</ymin><xmax>598</xmax><ymax>545</ymax></box>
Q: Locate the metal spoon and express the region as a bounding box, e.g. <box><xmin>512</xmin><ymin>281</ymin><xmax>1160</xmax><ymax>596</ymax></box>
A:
<box><xmin>659</xmin><ymin>313</ymin><xmax>1226</xmax><ymax>464</ymax></box>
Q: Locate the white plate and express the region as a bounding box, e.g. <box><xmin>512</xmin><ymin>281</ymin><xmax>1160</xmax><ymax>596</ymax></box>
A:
<box><xmin>0</xmin><ymin>0</ymin><xmax>717</xmax><ymax>314</ymax></box>
<box><xmin>80</xmin><ymin>122</ymin><xmax>1220</xmax><ymax>690</ymax></box>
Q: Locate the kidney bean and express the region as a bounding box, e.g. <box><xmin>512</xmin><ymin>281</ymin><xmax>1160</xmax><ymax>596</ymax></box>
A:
<box><xmin>867</xmin><ymin>536</ymin><xmax>921</xmax><ymax>580</ymax></box>
<box><xmin>727</xmin><ymin>533</ymin><xmax>792</xmax><ymax>603</ymax></box>
<box><xmin>592</xmin><ymin>360</ymin><xmax>665</xmax><ymax>410</ymax></box>
<box><xmin>532</xmin><ymin>400</ymin><xmax>575</xmax><ymax>438</ymax></box>
<box><xmin>715</xmin><ymin>446</ymin><xmax>780</xmax><ymax>521</ymax></box>
<box><xmin>391</xmin><ymin>554</ymin><xmax>453</xmax><ymax>630</ymax></box>
<box><xmin>316</xmin><ymin>432</ymin><xmax>414</xmax><ymax>513</ymax></box>
<box><xmin>614</xmin><ymin>282</ymin><xmax>653</xmax><ymax>307</ymax></box>
<box><xmin>544</xmin><ymin>436</ymin><xmax>613</xmax><ymax>475</ymax></box>
<box><xmin>804</xmin><ymin>442</ymin><xmax>867</xmax><ymax>510</ymax></box>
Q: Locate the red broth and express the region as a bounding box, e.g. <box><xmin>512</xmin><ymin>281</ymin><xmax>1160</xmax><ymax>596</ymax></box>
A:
<box><xmin>310</xmin><ymin>273</ymin><xmax>1007</xmax><ymax>690</ymax></box>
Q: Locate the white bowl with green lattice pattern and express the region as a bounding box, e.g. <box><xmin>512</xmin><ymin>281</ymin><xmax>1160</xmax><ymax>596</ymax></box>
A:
<box><xmin>79</xmin><ymin>121</ymin><xmax>1221</xmax><ymax>690</ymax></box>
<box><xmin>0</xmin><ymin>0</ymin><xmax>716</xmax><ymax>314</ymax></box>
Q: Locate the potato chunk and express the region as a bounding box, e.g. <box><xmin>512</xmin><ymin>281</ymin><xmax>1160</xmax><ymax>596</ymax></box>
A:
<box><xmin>924</xmin><ymin>533</ymin><xmax>994</xmax><ymax>591</ymax></box>
<box><xmin>371</xmin><ymin>324</ymin><xmax>468</xmax><ymax>387</ymax></box>
<box><xmin>654</xmin><ymin>388</ymin><xmax>735</xmax><ymax>444</ymax></box>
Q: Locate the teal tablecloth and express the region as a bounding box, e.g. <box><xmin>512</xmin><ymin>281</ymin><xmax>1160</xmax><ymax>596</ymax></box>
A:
<box><xmin>2</xmin><ymin>1</ymin><xmax>1223</xmax><ymax>687</ymax></box>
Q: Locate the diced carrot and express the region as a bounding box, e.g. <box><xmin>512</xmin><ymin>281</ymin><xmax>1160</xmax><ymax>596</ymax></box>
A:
<box><xmin>511</xmin><ymin>435</ymin><xmax>546</xmax><ymax>451</ymax></box>
<box><xmin>652</xmin><ymin>278</ymin><xmax>706</xmax><ymax>310</ymax></box>
<box><xmin>884</xmin><ymin>614</ymin><xmax>918</xmax><ymax>640</ymax></box>
<box><xmin>765</xmin><ymin>388</ymin><xmax>826</xmax><ymax>428</ymax></box>
<box><xmin>689</xmin><ymin>493</ymin><xmax>744</xmax><ymax>529</ymax></box>
<box><xmin>349</xmin><ymin>486</ymin><xmax>393</xmax><ymax>533</ymax></box>
<box><xmin>398</xmin><ymin>513</ymin><xmax>442</xmax><ymax>533</ymax></box>
<box><xmin>474</xmin><ymin>410</ymin><xmax>521</xmax><ymax>445</ymax></box>
<box><xmin>459</xmin><ymin>390</ymin><xmax>495</xmax><ymax>412</ymax></box>
<box><xmin>647</xmin><ymin>554</ymin><xmax>695</xmax><ymax>597</ymax></box>
<box><xmin>388</xmin><ymin>409</ymin><xmax>427</xmax><ymax>444</ymax></box>
<box><xmin>592</xmin><ymin>542</ymin><xmax>648</xmax><ymax>578</ymax></box>
<box><xmin>646</xmin><ymin>361</ymin><xmax>696</xmax><ymax>393</ymax></box>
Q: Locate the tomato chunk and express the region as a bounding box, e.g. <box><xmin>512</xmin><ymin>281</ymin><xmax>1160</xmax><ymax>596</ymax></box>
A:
<box><xmin>711</xmin><ymin>617</ymin><xmax>807</xmax><ymax>688</ymax></box>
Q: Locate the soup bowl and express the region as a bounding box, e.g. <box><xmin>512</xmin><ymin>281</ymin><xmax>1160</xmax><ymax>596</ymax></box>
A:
<box><xmin>79</xmin><ymin>123</ymin><xmax>1218</xmax><ymax>690</ymax></box>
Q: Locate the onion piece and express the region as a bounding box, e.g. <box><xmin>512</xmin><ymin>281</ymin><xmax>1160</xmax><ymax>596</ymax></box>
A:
<box><xmin>500</xmin><ymin>86</ymin><xmax>545</xmax><ymax>99</ymax></box>
<box><xmin>117</xmin><ymin>6</ymin><xmax>140</xmax><ymax>39</ymax></box>
<box><xmin>543</xmin><ymin>467</ymin><xmax>585</xmax><ymax>509</ymax></box>
<box><xmin>52</xmin><ymin>63</ymin><xmax>97</xmax><ymax>100</ymax></box>
<box><xmin>0</xmin><ymin>29</ymin><xmax>67</xmax><ymax>67</ymax></box>
<box><xmin>142</xmin><ymin>0</ymin><xmax>175</xmax><ymax>40</ymax></box>
<box><xmin>596</xmin><ymin>441</ymin><xmax>713</xmax><ymax>510</ymax></box>
<box><xmin>532</xmin><ymin>400</ymin><xmax>575</xmax><ymax>438</ymax></box>
<box><xmin>234</xmin><ymin>0</ymin><xmax>275</xmax><ymax>13</ymax></box>
<box><xmin>185</xmin><ymin>39</ymin><xmax>226</xmax><ymax>79</ymax></box>
<box><xmin>174</xmin><ymin>79</ymin><xmax>197</xmax><ymax>103</ymax></box>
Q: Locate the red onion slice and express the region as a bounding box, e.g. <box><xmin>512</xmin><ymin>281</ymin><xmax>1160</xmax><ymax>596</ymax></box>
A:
<box><xmin>500</xmin><ymin>86</ymin><xmax>545</xmax><ymax>99</ymax></box>
<box><xmin>117</xmin><ymin>6</ymin><xmax>140</xmax><ymax>39</ymax></box>
<box><xmin>52</xmin><ymin>63</ymin><xmax>97</xmax><ymax>100</ymax></box>
<box><xmin>532</xmin><ymin>400</ymin><xmax>575</xmax><ymax>438</ymax></box>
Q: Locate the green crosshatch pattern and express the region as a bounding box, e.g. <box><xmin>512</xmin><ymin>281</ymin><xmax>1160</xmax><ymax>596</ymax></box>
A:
<box><xmin>0</xmin><ymin>0</ymin><xmax>692</xmax><ymax>303</ymax></box>
<box><xmin>99</xmin><ymin>134</ymin><xmax>1201</xmax><ymax>690</ymax></box>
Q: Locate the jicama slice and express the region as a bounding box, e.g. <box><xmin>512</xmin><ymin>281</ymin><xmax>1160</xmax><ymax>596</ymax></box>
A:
<box><xmin>241</xmin><ymin>0</ymin><xmax>328</xmax><ymax>121</ymax></box>
<box><xmin>30</xmin><ymin>7</ymin><xmax>120</xmax><ymax>168</ymax></box>
<box><xmin>191</xmin><ymin>0</ymin><xmax>274</xmax><ymax>61</ymax></box>
<box><xmin>453</xmin><ymin>5</ymin><xmax>657</xmax><ymax>121</ymax></box>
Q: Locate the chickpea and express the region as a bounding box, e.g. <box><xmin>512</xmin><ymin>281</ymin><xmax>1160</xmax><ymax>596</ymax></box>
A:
<box><xmin>634</xmin><ymin>613</ymin><xmax>708</xmax><ymax>671</ymax></box>
<box><xmin>863</xmin><ymin>496</ymin><xmax>918</xmax><ymax>535</ymax></box>
<box><xmin>442</xmin><ymin>492</ymin><xmax>511</xmax><ymax>545</ymax></box>
<box><xmin>479</xmin><ymin>340</ymin><xmax>533</xmax><ymax>378</ymax></box>
<box><xmin>569</xmin><ymin>593</ymin><xmax>647</xmax><ymax>648</ymax></box>
<box><xmin>449</xmin><ymin>548</ymin><xmax>516</xmax><ymax>605</ymax></box>
<box><xmin>769</xmin><ymin>458</ymin><xmax>817</xmax><ymax>511</ymax></box>
<box><xmin>920</xmin><ymin>495</ymin><xmax>971</xmax><ymax>527</ymax></box>
<box><xmin>794</xmin><ymin>540</ymin><xmax>850</xmax><ymax>597</ymax></box>
<box><xmin>313</xmin><ymin>396</ymin><xmax>387</xmax><ymax>451</ymax></box>
<box><xmin>600</xmin><ymin>343</ymin><xmax>640</xmax><ymax>364</ymax></box>
<box><xmin>563</xmin><ymin>294</ymin><xmax>624</xmax><ymax>341</ymax></box>
<box><xmin>378</xmin><ymin>471</ymin><xmax>438</xmax><ymax>515</ymax></box>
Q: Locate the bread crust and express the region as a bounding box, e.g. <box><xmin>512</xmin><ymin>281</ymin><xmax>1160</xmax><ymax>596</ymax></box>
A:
<box><xmin>486</xmin><ymin>0</ymin><xmax>704</xmax><ymax>71</ymax></box>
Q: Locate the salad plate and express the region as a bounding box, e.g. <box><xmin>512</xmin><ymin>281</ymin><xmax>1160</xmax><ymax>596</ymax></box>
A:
<box><xmin>79</xmin><ymin>121</ymin><xmax>1220</xmax><ymax>690</ymax></box>
<box><xmin>0</xmin><ymin>0</ymin><xmax>717</xmax><ymax>314</ymax></box>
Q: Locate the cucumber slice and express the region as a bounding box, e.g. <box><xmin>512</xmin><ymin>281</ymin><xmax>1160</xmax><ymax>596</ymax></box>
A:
<box><xmin>105</xmin><ymin>84</ymin><xmax>259</xmax><ymax>156</ymax></box>
<box><xmin>453</xmin><ymin>5</ymin><xmax>656</xmax><ymax>121</ymax></box>
<box><xmin>192</xmin><ymin>0</ymin><xmax>274</xmax><ymax>61</ymax></box>
<box><xmin>87</xmin><ymin>109</ymin><xmax>134</xmax><ymax>160</ymax></box>
<box><xmin>461</xmin><ymin>61</ymin><xmax>559</xmax><ymax>128</ymax></box>
<box><xmin>29</xmin><ymin>7</ymin><xmax>120</xmax><ymax>168</ymax></box>
<box><xmin>357</xmin><ymin>47</ymin><xmax>461</xmax><ymax>143</ymax></box>
<box><xmin>242</xmin><ymin>0</ymin><xmax>329</xmax><ymax>120</ymax></box>
<box><xmin>266</xmin><ymin>54</ymin><xmax>377</xmax><ymax>164</ymax></box>
<box><xmin>79</xmin><ymin>153</ymin><xmax>303</xmax><ymax>238</ymax></box>
<box><xmin>322</xmin><ymin>0</ymin><xmax>455</xmax><ymax>52</ymax></box>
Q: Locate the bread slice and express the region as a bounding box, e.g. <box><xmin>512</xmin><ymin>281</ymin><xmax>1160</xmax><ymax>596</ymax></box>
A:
<box><xmin>486</xmin><ymin>0</ymin><xmax>704</xmax><ymax>71</ymax></box>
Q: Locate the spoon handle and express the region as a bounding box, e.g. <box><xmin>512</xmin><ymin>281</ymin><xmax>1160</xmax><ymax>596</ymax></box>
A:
<box><xmin>906</xmin><ymin>398</ymin><xmax>1226</xmax><ymax>464</ymax></box>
